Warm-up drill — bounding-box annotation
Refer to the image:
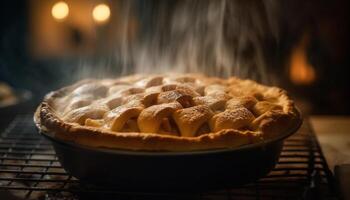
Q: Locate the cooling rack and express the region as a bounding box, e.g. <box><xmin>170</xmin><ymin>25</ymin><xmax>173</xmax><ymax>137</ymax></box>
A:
<box><xmin>0</xmin><ymin>115</ymin><xmax>337</xmax><ymax>199</ymax></box>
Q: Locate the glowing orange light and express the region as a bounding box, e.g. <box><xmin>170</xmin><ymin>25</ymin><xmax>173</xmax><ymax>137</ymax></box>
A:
<box><xmin>92</xmin><ymin>4</ymin><xmax>111</xmax><ymax>24</ymax></box>
<box><xmin>289</xmin><ymin>33</ymin><xmax>316</xmax><ymax>85</ymax></box>
<box><xmin>51</xmin><ymin>1</ymin><xmax>69</xmax><ymax>21</ymax></box>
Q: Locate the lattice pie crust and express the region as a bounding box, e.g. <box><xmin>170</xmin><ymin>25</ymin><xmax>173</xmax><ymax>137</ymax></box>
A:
<box><xmin>35</xmin><ymin>74</ymin><xmax>299</xmax><ymax>151</ymax></box>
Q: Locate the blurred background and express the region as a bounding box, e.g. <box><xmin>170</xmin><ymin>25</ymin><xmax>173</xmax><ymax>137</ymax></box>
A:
<box><xmin>0</xmin><ymin>0</ymin><xmax>349</xmax><ymax>115</ymax></box>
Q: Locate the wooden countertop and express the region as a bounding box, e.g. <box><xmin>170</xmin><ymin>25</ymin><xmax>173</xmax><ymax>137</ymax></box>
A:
<box><xmin>310</xmin><ymin>116</ymin><xmax>350</xmax><ymax>172</ymax></box>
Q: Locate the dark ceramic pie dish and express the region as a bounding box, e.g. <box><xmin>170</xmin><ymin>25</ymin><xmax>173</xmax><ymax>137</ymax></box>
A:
<box><xmin>37</xmin><ymin>111</ymin><xmax>302</xmax><ymax>192</ymax></box>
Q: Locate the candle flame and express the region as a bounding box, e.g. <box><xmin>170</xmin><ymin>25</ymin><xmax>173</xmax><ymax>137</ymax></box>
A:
<box><xmin>289</xmin><ymin>33</ymin><xmax>316</xmax><ymax>85</ymax></box>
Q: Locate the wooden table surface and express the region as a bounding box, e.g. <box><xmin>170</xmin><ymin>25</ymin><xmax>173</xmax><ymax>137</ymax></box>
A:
<box><xmin>310</xmin><ymin>116</ymin><xmax>350</xmax><ymax>172</ymax></box>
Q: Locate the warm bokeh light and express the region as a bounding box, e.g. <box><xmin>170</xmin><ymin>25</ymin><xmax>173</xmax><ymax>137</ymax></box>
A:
<box><xmin>51</xmin><ymin>1</ymin><xmax>69</xmax><ymax>20</ymax></box>
<box><xmin>92</xmin><ymin>4</ymin><xmax>111</xmax><ymax>23</ymax></box>
<box><xmin>289</xmin><ymin>33</ymin><xmax>316</xmax><ymax>85</ymax></box>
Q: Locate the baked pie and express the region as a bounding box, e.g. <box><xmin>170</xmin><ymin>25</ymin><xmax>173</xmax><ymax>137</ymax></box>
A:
<box><xmin>0</xmin><ymin>82</ymin><xmax>17</xmax><ymax>107</ymax></box>
<box><xmin>35</xmin><ymin>74</ymin><xmax>300</xmax><ymax>151</ymax></box>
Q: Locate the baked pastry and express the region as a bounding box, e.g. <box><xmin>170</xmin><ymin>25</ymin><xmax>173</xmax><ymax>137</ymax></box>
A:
<box><xmin>0</xmin><ymin>82</ymin><xmax>17</xmax><ymax>107</ymax></box>
<box><xmin>34</xmin><ymin>74</ymin><xmax>300</xmax><ymax>151</ymax></box>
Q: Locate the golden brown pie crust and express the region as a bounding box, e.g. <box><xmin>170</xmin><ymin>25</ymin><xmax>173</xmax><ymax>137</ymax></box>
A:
<box><xmin>34</xmin><ymin>74</ymin><xmax>300</xmax><ymax>151</ymax></box>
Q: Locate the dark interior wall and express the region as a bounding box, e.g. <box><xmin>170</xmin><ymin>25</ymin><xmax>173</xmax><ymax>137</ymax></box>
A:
<box><xmin>0</xmin><ymin>1</ymin><xmax>90</xmax><ymax>100</ymax></box>
<box><xmin>279</xmin><ymin>0</ymin><xmax>350</xmax><ymax>114</ymax></box>
<box><xmin>0</xmin><ymin>0</ymin><xmax>28</xmax><ymax>87</ymax></box>
<box><xmin>0</xmin><ymin>0</ymin><xmax>69</xmax><ymax>100</ymax></box>
<box><xmin>0</xmin><ymin>0</ymin><xmax>349</xmax><ymax>114</ymax></box>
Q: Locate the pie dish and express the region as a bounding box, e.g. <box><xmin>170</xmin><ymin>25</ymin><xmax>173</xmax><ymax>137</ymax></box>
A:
<box><xmin>35</xmin><ymin>74</ymin><xmax>299</xmax><ymax>152</ymax></box>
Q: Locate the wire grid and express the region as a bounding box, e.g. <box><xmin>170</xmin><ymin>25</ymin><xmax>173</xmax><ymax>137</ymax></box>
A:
<box><xmin>0</xmin><ymin>115</ymin><xmax>336</xmax><ymax>200</ymax></box>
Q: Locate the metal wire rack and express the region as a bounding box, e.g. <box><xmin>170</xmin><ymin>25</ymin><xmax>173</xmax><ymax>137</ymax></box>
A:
<box><xmin>0</xmin><ymin>115</ymin><xmax>337</xmax><ymax>199</ymax></box>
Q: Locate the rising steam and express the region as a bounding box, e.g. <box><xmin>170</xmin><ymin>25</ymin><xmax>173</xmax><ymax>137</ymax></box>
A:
<box><xmin>117</xmin><ymin>0</ymin><xmax>280</xmax><ymax>83</ymax></box>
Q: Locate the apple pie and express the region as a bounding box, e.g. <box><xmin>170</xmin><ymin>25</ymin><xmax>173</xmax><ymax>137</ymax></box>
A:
<box><xmin>34</xmin><ymin>74</ymin><xmax>300</xmax><ymax>151</ymax></box>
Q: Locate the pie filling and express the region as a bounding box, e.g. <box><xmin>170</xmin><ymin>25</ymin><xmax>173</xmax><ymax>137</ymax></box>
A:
<box><xmin>44</xmin><ymin>74</ymin><xmax>297</xmax><ymax>138</ymax></box>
